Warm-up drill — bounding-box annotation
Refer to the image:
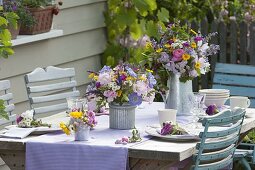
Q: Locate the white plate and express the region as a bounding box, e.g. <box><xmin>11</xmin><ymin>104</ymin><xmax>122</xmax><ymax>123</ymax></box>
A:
<box><xmin>199</xmin><ymin>89</ymin><xmax>229</xmax><ymax>94</ymax></box>
<box><xmin>5</xmin><ymin>125</ymin><xmax>61</xmax><ymax>135</ymax></box>
<box><xmin>145</xmin><ymin>126</ymin><xmax>200</xmax><ymax>141</ymax></box>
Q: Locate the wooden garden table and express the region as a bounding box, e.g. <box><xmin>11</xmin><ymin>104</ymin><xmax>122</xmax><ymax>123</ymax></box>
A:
<box><xmin>0</xmin><ymin>102</ymin><xmax>255</xmax><ymax>170</ymax></box>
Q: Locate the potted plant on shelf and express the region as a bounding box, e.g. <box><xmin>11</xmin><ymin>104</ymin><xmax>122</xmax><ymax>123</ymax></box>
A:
<box><xmin>87</xmin><ymin>64</ymin><xmax>157</xmax><ymax>130</ymax></box>
<box><xmin>19</xmin><ymin>0</ymin><xmax>62</xmax><ymax>35</ymax></box>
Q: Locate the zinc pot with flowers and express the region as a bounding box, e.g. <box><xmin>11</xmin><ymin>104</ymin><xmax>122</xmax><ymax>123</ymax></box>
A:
<box><xmin>144</xmin><ymin>22</ymin><xmax>220</xmax><ymax>115</ymax></box>
<box><xmin>87</xmin><ymin>64</ymin><xmax>157</xmax><ymax>130</ymax></box>
<box><xmin>60</xmin><ymin>109</ymin><xmax>97</xmax><ymax>141</ymax></box>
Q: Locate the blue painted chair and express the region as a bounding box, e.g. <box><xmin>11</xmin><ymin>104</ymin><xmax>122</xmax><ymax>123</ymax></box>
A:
<box><xmin>213</xmin><ymin>63</ymin><xmax>255</xmax><ymax>107</ymax></box>
<box><xmin>213</xmin><ymin>62</ymin><xmax>255</xmax><ymax>169</ymax></box>
<box><xmin>192</xmin><ymin>108</ymin><xmax>246</xmax><ymax>170</ymax></box>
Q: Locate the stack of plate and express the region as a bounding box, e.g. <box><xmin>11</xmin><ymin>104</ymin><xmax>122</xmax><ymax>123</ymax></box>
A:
<box><xmin>199</xmin><ymin>89</ymin><xmax>230</xmax><ymax>107</ymax></box>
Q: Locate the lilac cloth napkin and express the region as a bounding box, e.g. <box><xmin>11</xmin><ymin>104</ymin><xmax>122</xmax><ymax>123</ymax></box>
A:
<box><xmin>26</xmin><ymin>141</ymin><xmax>128</xmax><ymax>170</ymax></box>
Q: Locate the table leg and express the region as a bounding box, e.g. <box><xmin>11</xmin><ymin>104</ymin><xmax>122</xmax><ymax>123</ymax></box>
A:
<box><xmin>0</xmin><ymin>150</ymin><xmax>25</xmax><ymax>170</ymax></box>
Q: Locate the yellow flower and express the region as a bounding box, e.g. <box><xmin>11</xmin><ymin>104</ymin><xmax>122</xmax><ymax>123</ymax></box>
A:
<box><xmin>69</xmin><ymin>111</ymin><xmax>83</xmax><ymax>119</ymax></box>
<box><xmin>190</xmin><ymin>29</ymin><xmax>197</xmax><ymax>35</ymax></box>
<box><xmin>156</xmin><ymin>48</ymin><xmax>163</xmax><ymax>53</ymax></box>
<box><xmin>195</xmin><ymin>62</ymin><xmax>201</xmax><ymax>69</ymax></box>
<box><xmin>139</xmin><ymin>76</ymin><xmax>146</xmax><ymax>81</ymax></box>
<box><xmin>60</xmin><ymin>122</ymin><xmax>70</xmax><ymax>135</ymax></box>
<box><xmin>117</xmin><ymin>90</ymin><xmax>122</xmax><ymax>97</ymax></box>
<box><xmin>182</xmin><ymin>53</ymin><xmax>191</xmax><ymax>61</ymax></box>
<box><xmin>146</xmin><ymin>69</ymin><xmax>153</xmax><ymax>73</ymax></box>
<box><xmin>191</xmin><ymin>42</ymin><xmax>197</xmax><ymax>49</ymax></box>
<box><xmin>145</xmin><ymin>42</ymin><xmax>153</xmax><ymax>49</ymax></box>
<box><xmin>126</xmin><ymin>76</ymin><xmax>132</xmax><ymax>81</ymax></box>
<box><xmin>88</xmin><ymin>73</ymin><xmax>95</xmax><ymax>79</ymax></box>
<box><xmin>93</xmin><ymin>75</ymin><xmax>98</xmax><ymax>81</ymax></box>
<box><xmin>164</xmin><ymin>44</ymin><xmax>171</xmax><ymax>48</ymax></box>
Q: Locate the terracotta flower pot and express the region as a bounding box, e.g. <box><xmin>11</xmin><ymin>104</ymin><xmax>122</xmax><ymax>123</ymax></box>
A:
<box><xmin>19</xmin><ymin>6</ymin><xmax>54</xmax><ymax>35</ymax></box>
<box><xmin>8</xmin><ymin>24</ymin><xmax>20</xmax><ymax>40</ymax></box>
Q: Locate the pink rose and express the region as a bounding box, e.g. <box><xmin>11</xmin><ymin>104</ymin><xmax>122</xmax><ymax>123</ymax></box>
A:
<box><xmin>172</xmin><ymin>49</ymin><xmax>185</xmax><ymax>62</ymax></box>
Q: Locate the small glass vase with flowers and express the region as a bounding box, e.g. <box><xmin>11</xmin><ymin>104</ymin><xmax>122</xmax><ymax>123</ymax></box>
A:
<box><xmin>60</xmin><ymin>108</ymin><xmax>97</xmax><ymax>141</ymax></box>
<box><xmin>86</xmin><ymin>64</ymin><xmax>157</xmax><ymax>130</ymax></box>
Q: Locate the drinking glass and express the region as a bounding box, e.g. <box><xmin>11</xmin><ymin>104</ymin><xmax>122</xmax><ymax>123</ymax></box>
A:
<box><xmin>191</xmin><ymin>92</ymin><xmax>206</xmax><ymax>127</ymax></box>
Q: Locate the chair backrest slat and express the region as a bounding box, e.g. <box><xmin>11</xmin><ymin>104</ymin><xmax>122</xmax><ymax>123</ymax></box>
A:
<box><xmin>192</xmin><ymin>108</ymin><xmax>245</xmax><ymax>169</ymax></box>
<box><xmin>25</xmin><ymin>66</ymin><xmax>75</xmax><ymax>83</ymax></box>
<box><xmin>25</xmin><ymin>66</ymin><xmax>80</xmax><ymax>116</ymax></box>
<box><xmin>213</xmin><ymin>62</ymin><xmax>255</xmax><ymax>107</ymax></box>
<box><xmin>31</xmin><ymin>91</ymin><xmax>80</xmax><ymax>104</ymax></box>
<box><xmin>34</xmin><ymin>103</ymin><xmax>68</xmax><ymax>114</ymax></box>
<box><xmin>200</xmin><ymin>124</ymin><xmax>241</xmax><ymax>138</ymax></box>
<box><xmin>0</xmin><ymin>80</ymin><xmax>15</xmax><ymax>125</ymax></box>
<box><xmin>28</xmin><ymin>80</ymin><xmax>77</xmax><ymax>93</ymax></box>
<box><xmin>194</xmin><ymin>144</ymin><xmax>235</xmax><ymax>161</ymax></box>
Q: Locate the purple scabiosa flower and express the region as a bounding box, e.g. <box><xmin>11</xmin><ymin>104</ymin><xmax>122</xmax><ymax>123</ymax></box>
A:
<box><xmin>16</xmin><ymin>115</ymin><xmax>23</xmax><ymax>124</ymax></box>
<box><xmin>158</xmin><ymin>52</ymin><xmax>170</xmax><ymax>63</ymax></box>
<box><xmin>128</xmin><ymin>92</ymin><xmax>142</xmax><ymax>106</ymax></box>
<box><xmin>95</xmin><ymin>82</ymin><xmax>101</xmax><ymax>88</ymax></box>
<box><xmin>125</xmin><ymin>66</ymin><xmax>137</xmax><ymax>77</ymax></box>
<box><xmin>183</xmin><ymin>42</ymin><xmax>190</xmax><ymax>47</ymax></box>
<box><xmin>160</xmin><ymin>122</ymin><xmax>173</xmax><ymax>135</ymax></box>
<box><xmin>148</xmin><ymin>72</ymin><xmax>157</xmax><ymax>88</ymax></box>
<box><xmin>99</xmin><ymin>65</ymin><xmax>111</xmax><ymax>73</ymax></box>
<box><xmin>206</xmin><ymin>104</ymin><xmax>219</xmax><ymax>115</ymax></box>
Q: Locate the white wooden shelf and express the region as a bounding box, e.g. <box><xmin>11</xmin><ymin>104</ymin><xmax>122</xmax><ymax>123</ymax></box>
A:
<box><xmin>12</xmin><ymin>29</ymin><xmax>63</xmax><ymax>46</ymax></box>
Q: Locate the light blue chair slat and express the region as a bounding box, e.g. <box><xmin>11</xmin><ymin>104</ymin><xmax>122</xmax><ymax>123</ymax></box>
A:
<box><xmin>192</xmin><ymin>109</ymin><xmax>245</xmax><ymax>170</ymax></box>
<box><xmin>25</xmin><ymin>66</ymin><xmax>80</xmax><ymax>116</ymax></box>
<box><xmin>199</xmin><ymin>124</ymin><xmax>241</xmax><ymax>138</ymax></box>
<box><xmin>193</xmin><ymin>145</ymin><xmax>235</xmax><ymax>161</ymax></box>
<box><xmin>214</xmin><ymin>73</ymin><xmax>255</xmax><ymax>87</ymax></box>
<box><xmin>196</xmin><ymin>135</ymin><xmax>239</xmax><ymax>150</ymax></box>
<box><xmin>215</xmin><ymin>63</ymin><xmax>255</xmax><ymax>76</ymax></box>
<box><xmin>192</xmin><ymin>155</ymin><xmax>233</xmax><ymax>170</ymax></box>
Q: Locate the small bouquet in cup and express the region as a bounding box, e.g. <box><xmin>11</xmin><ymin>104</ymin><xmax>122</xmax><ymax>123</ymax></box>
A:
<box><xmin>60</xmin><ymin>109</ymin><xmax>97</xmax><ymax>135</ymax></box>
<box><xmin>16</xmin><ymin>110</ymin><xmax>51</xmax><ymax>128</ymax></box>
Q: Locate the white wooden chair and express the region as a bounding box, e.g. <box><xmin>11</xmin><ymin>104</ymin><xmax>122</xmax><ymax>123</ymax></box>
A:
<box><xmin>24</xmin><ymin>66</ymin><xmax>80</xmax><ymax>116</ymax></box>
<box><xmin>0</xmin><ymin>80</ymin><xmax>16</xmax><ymax>125</ymax></box>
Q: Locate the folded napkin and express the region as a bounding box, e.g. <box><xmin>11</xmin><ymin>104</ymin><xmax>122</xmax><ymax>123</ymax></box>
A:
<box><xmin>0</xmin><ymin>127</ymin><xmax>36</xmax><ymax>139</ymax></box>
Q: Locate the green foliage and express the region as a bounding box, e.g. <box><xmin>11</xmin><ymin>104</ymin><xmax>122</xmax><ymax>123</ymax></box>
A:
<box><xmin>0</xmin><ymin>100</ymin><xmax>9</xmax><ymax>120</ymax></box>
<box><xmin>103</xmin><ymin>0</ymin><xmax>169</xmax><ymax>66</ymax></box>
<box><xmin>22</xmin><ymin>0</ymin><xmax>54</xmax><ymax>8</ymax></box>
<box><xmin>0</xmin><ymin>10</ymin><xmax>16</xmax><ymax>59</ymax></box>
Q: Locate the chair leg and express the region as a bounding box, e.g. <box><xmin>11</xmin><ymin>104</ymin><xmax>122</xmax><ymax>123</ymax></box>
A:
<box><xmin>239</xmin><ymin>157</ymin><xmax>252</xmax><ymax>170</ymax></box>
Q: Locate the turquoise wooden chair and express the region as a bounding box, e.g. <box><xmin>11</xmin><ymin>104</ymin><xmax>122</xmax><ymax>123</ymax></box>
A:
<box><xmin>192</xmin><ymin>108</ymin><xmax>246</xmax><ymax>170</ymax></box>
<box><xmin>24</xmin><ymin>66</ymin><xmax>80</xmax><ymax>116</ymax></box>
<box><xmin>213</xmin><ymin>62</ymin><xmax>255</xmax><ymax>169</ymax></box>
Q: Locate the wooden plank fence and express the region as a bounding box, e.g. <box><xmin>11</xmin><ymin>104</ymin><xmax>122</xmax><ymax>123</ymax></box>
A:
<box><xmin>191</xmin><ymin>19</ymin><xmax>255</xmax><ymax>91</ymax></box>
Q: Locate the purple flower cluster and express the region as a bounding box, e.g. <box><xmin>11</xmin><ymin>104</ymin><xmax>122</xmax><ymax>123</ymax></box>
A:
<box><xmin>160</xmin><ymin>122</ymin><xmax>173</xmax><ymax>135</ymax></box>
<box><xmin>206</xmin><ymin>104</ymin><xmax>219</xmax><ymax>115</ymax></box>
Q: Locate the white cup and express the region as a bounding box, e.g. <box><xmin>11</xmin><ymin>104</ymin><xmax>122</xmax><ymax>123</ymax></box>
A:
<box><xmin>230</xmin><ymin>96</ymin><xmax>250</xmax><ymax>110</ymax></box>
<box><xmin>158</xmin><ymin>109</ymin><xmax>177</xmax><ymax>127</ymax></box>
